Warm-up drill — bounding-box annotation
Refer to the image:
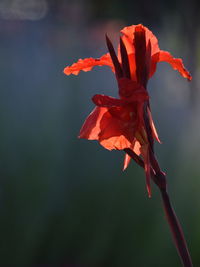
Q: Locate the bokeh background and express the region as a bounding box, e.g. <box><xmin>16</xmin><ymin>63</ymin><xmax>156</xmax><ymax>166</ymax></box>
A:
<box><xmin>1</xmin><ymin>0</ymin><xmax>200</xmax><ymax>266</ymax></box>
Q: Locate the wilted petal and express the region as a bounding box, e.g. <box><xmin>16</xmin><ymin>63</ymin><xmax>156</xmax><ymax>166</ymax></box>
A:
<box><xmin>64</xmin><ymin>53</ymin><xmax>113</xmax><ymax>75</ymax></box>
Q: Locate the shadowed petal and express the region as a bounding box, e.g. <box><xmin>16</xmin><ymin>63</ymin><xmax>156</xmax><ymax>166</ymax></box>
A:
<box><xmin>92</xmin><ymin>94</ymin><xmax>124</xmax><ymax>107</ymax></box>
<box><xmin>64</xmin><ymin>53</ymin><xmax>113</xmax><ymax>75</ymax></box>
<box><xmin>134</xmin><ymin>25</ymin><xmax>148</xmax><ymax>86</ymax></box>
<box><xmin>141</xmin><ymin>144</ymin><xmax>151</xmax><ymax>197</ymax></box>
<box><xmin>120</xmin><ymin>37</ymin><xmax>131</xmax><ymax>78</ymax></box>
<box><xmin>118</xmin><ymin>78</ymin><xmax>149</xmax><ymax>102</ymax></box>
<box><xmin>106</xmin><ymin>35</ymin><xmax>123</xmax><ymax>78</ymax></box>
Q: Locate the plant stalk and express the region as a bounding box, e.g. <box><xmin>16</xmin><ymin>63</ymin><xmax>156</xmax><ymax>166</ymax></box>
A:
<box><xmin>124</xmin><ymin>148</ymin><xmax>193</xmax><ymax>267</ymax></box>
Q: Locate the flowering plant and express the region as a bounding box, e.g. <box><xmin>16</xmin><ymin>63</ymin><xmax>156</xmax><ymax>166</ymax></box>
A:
<box><xmin>64</xmin><ymin>24</ymin><xmax>193</xmax><ymax>267</ymax></box>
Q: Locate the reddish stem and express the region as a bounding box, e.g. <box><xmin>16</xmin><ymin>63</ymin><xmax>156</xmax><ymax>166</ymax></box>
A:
<box><xmin>160</xmin><ymin>189</ymin><xmax>193</xmax><ymax>267</ymax></box>
<box><xmin>124</xmin><ymin>148</ymin><xmax>193</xmax><ymax>267</ymax></box>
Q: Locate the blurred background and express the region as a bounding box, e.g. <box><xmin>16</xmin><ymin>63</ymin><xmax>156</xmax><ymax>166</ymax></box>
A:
<box><xmin>0</xmin><ymin>0</ymin><xmax>200</xmax><ymax>266</ymax></box>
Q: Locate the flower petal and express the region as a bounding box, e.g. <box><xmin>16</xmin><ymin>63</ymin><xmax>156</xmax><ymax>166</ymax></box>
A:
<box><xmin>100</xmin><ymin>135</ymin><xmax>132</xmax><ymax>151</ymax></box>
<box><xmin>63</xmin><ymin>53</ymin><xmax>113</xmax><ymax>75</ymax></box>
<box><xmin>98</xmin><ymin>107</ymin><xmax>136</xmax><ymax>150</ymax></box>
<box><xmin>79</xmin><ymin>107</ymin><xmax>108</xmax><ymax>140</ymax></box>
<box><xmin>123</xmin><ymin>154</ymin><xmax>131</xmax><ymax>170</ymax></box>
<box><xmin>92</xmin><ymin>94</ymin><xmax>124</xmax><ymax>107</ymax></box>
<box><xmin>151</xmin><ymin>51</ymin><xmax>192</xmax><ymax>80</ymax></box>
<box><xmin>123</xmin><ymin>140</ymin><xmax>141</xmax><ymax>170</ymax></box>
<box><xmin>79</xmin><ymin>106</ymin><xmax>137</xmax><ymax>151</ymax></box>
<box><xmin>121</xmin><ymin>24</ymin><xmax>160</xmax><ymax>57</ymax></box>
<box><xmin>120</xmin><ymin>24</ymin><xmax>160</xmax><ymax>82</ymax></box>
<box><xmin>147</xmin><ymin>107</ymin><xmax>161</xmax><ymax>143</ymax></box>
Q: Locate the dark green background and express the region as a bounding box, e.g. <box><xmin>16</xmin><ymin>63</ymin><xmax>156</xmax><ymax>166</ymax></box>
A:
<box><xmin>0</xmin><ymin>0</ymin><xmax>199</xmax><ymax>266</ymax></box>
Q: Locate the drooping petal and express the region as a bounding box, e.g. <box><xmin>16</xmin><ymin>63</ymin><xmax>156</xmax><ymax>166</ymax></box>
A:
<box><xmin>64</xmin><ymin>53</ymin><xmax>113</xmax><ymax>75</ymax></box>
<box><xmin>150</xmin><ymin>51</ymin><xmax>192</xmax><ymax>80</ymax></box>
<box><xmin>92</xmin><ymin>94</ymin><xmax>124</xmax><ymax>107</ymax></box>
<box><xmin>123</xmin><ymin>153</ymin><xmax>131</xmax><ymax>170</ymax></box>
<box><xmin>79</xmin><ymin>107</ymin><xmax>108</xmax><ymax>140</ymax></box>
<box><xmin>123</xmin><ymin>140</ymin><xmax>141</xmax><ymax>170</ymax></box>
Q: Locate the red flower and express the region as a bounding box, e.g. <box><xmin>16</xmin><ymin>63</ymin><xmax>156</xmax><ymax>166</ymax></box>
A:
<box><xmin>64</xmin><ymin>24</ymin><xmax>191</xmax><ymax>197</ymax></box>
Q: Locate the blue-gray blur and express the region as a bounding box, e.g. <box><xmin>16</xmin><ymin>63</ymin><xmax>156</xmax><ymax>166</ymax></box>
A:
<box><xmin>0</xmin><ymin>0</ymin><xmax>199</xmax><ymax>266</ymax></box>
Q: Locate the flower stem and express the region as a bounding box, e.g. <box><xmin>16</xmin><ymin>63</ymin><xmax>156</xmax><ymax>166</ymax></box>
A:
<box><xmin>160</xmin><ymin>188</ymin><xmax>193</xmax><ymax>267</ymax></box>
<box><xmin>124</xmin><ymin>148</ymin><xmax>193</xmax><ymax>267</ymax></box>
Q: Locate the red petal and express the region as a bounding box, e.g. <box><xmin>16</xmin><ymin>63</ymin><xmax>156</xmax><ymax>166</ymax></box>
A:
<box><xmin>151</xmin><ymin>51</ymin><xmax>192</xmax><ymax>80</ymax></box>
<box><xmin>120</xmin><ymin>24</ymin><xmax>160</xmax><ymax>82</ymax></box>
<box><xmin>121</xmin><ymin>24</ymin><xmax>160</xmax><ymax>57</ymax></box>
<box><xmin>100</xmin><ymin>135</ymin><xmax>132</xmax><ymax>151</ymax></box>
<box><xmin>92</xmin><ymin>94</ymin><xmax>124</xmax><ymax>107</ymax></box>
<box><xmin>63</xmin><ymin>53</ymin><xmax>113</xmax><ymax>75</ymax></box>
<box><xmin>79</xmin><ymin>107</ymin><xmax>108</xmax><ymax>140</ymax></box>
<box><xmin>123</xmin><ymin>153</ymin><xmax>131</xmax><ymax>170</ymax></box>
<box><xmin>123</xmin><ymin>140</ymin><xmax>141</xmax><ymax>170</ymax></box>
<box><xmin>79</xmin><ymin>106</ymin><xmax>137</xmax><ymax>151</ymax></box>
<box><xmin>98</xmin><ymin>106</ymin><xmax>136</xmax><ymax>150</ymax></box>
<box><xmin>147</xmin><ymin>107</ymin><xmax>161</xmax><ymax>143</ymax></box>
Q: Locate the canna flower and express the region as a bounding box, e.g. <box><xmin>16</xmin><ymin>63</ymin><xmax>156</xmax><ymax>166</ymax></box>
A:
<box><xmin>64</xmin><ymin>24</ymin><xmax>191</xmax><ymax>196</ymax></box>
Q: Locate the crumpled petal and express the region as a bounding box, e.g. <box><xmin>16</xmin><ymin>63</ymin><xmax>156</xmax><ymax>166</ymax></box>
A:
<box><xmin>150</xmin><ymin>51</ymin><xmax>192</xmax><ymax>80</ymax></box>
<box><xmin>64</xmin><ymin>53</ymin><xmax>113</xmax><ymax>75</ymax></box>
<box><xmin>92</xmin><ymin>94</ymin><xmax>124</xmax><ymax>107</ymax></box>
<box><xmin>118</xmin><ymin>78</ymin><xmax>149</xmax><ymax>102</ymax></box>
